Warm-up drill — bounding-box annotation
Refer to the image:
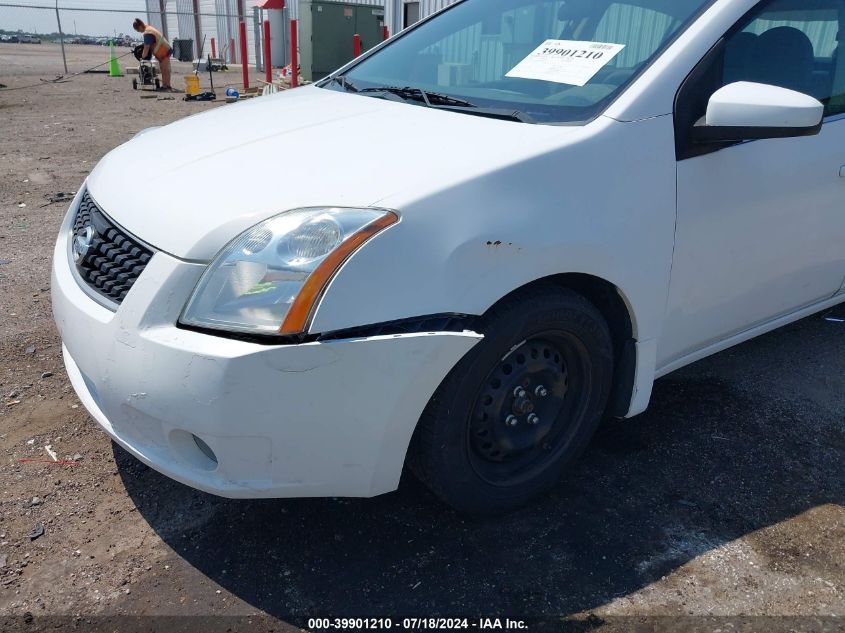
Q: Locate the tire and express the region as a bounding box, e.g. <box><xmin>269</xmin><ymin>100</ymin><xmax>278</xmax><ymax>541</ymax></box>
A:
<box><xmin>132</xmin><ymin>78</ymin><xmax>138</xmax><ymax>90</ymax></box>
<box><xmin>409</xmin><ymin>286</ymin><xmax>613</xmax><ymax>515</ymax></box>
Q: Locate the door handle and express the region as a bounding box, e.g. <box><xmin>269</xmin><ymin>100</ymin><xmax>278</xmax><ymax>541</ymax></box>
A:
<box><xmin>840</xmin><ymin>165</ymin><xmax>845</xmax><ymax>178</ymax></box>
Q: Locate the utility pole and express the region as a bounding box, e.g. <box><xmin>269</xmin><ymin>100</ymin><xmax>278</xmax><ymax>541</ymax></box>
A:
<box><xmin>55</xmin><ymin>0</ymin><xmax>68</xmax><ymax>74</ymax></box>
<box><xmin>192</xmin><ymin>0</ymin><xmax>202</xmax><ymax>59</ymax></box>
<box><xmin>159</xmin><ymin>0</ymin><xmax>168</xmax><ymax>40</ymax></box>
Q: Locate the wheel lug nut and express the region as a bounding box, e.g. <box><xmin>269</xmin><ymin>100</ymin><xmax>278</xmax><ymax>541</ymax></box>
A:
<box><xmin>513</xmin><ymin>387</ymin><xmax>527</xmax><ymax>398</ymax></box>
<box><xmin>505</xmin><ymin>415</ymin><xmax>518</xmax><ymax>427</ymax></box>
<box><xmin>535</xmin><ymin>385</ymin><xmax>548</xmax><ymax>397</ymax></box>
<box><xmin>527</xmin><ymin>413</ymin><xmax>540</xmax><ymax>425</ymax></box>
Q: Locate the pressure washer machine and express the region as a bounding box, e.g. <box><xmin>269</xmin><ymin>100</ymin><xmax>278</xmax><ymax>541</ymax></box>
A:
<box><xmin>131</xmin><ymin>44</ymin><xmax>161</xmax><ymax>91</ymax></box>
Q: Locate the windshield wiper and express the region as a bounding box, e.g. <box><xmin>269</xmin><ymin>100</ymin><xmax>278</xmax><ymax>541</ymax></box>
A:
<box><xmin>332</xmin><ymin>81</ymin><xmax>535</xmax><ymax>123</ymax></box>
<box><xmin>358</xmin><ymin>86</ymin><xmax>477</xmax><ymax>108</ymax></box>
<box><xmin>328</xmin><ymin>75</ymin><xmax>359</xmax><ymax>92</ymax></box>
<box><xmin>433</xmin><ymin>105</ymin><xmax>536</xmax><ymax>124</ymax></box>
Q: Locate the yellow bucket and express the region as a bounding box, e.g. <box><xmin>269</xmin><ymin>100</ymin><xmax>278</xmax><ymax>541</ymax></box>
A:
<box><xmin>184</xmin><ymin>75</ymin><xmax>200</xmax><ymax>96</ymax></box>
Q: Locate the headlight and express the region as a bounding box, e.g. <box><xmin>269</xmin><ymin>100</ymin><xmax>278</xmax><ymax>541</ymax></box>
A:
<box><xmin>180</xmin><ymin>207</ymin><xmax>398</xmax><ymax>335</ymax></box>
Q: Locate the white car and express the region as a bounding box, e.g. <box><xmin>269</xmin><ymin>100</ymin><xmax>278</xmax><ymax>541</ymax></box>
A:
<box><xmin>52</xmin><ymin>0</ymin><xmax>845</xmax><ymax>513</ymax></box>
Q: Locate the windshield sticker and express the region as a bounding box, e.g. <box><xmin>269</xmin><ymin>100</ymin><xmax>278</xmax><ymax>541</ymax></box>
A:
<box><xmin>505</xmin><ymin>40</ymin><xmax>625</xmax><ymax>87</ymax></box>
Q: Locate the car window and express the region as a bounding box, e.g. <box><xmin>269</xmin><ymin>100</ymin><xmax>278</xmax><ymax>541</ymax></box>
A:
<box><xmin>722</xmin><ymin>0</ymin><xmax>845</xmax><ymax>118</ymax></box>
<box><xmin>325</xmin><ymin>0</ymin><xmax>714</xmax><ymax>124</ymax></box>
<box><xmin>594</xmin><ymin>3</ymin><xmax>679</xmax><ymax>68</ymax></box>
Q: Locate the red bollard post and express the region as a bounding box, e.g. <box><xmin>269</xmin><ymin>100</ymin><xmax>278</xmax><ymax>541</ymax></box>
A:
<box><xmin>290</xmin><ymin>19</ymin><xmax>298</xmax><ymax>88</ymax></box>
<box><xmin>230</xmin><ymin>37</ymin><xmax>236</xmax><ymax>64</ymax></box>
<box><xmin>211</xmin><ymin>37</ymin><xmax>217</xmax><ymax>58</ymax></box>
<box><xmin>263</xmin><ymin>20</ymin><xmax>272</xmax><ymax>84</ymax></box>
<box><xmin>353</xmin><ymin>33</ymin><xmax>361</xmax><ymax>57</ymax></box>
<box><xmin>239</xmin><ymin>21</ymin><xmax>249</xmax><ymax>90</ymax></box>
<box><xmin>383</xmin><ymin>26</ymin><xmax>389</xmax><ymax>41</ymax></box>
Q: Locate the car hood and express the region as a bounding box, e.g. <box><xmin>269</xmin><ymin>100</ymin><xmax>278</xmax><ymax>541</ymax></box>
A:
<box><xmin>87</xmin><ymin>85</ymin><xmax>583</xmax><ymax>260</ymax></box>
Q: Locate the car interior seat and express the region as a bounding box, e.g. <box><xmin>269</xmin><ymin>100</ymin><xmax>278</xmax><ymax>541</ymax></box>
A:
<box><xmin>557</xmin><ymin>0</ymin><xmax>597</xmax><ymax>39</ymax></box>
<box><xmin>745</xmin><ymin>26</ymin><xmax>815</xmax><ymax>95</ymax></box>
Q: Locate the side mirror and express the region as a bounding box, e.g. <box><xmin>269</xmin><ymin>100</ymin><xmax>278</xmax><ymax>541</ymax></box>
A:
<box><xmin>693</xmin><ymin>81</ymin><xmax>823</xmax><ymax>143</ymax></box>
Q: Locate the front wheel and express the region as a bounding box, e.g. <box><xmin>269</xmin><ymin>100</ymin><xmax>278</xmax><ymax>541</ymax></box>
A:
<box><xmin>409</xmin><ymin>286</ymin><xmax>613</xmax><ymax>514</ymax></box>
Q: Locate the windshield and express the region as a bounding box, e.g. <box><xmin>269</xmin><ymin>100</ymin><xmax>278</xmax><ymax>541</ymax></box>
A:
<box><xmin>322</xmin><ymin>0</ymin><xmax>714</xmax><ymax>124</ymax></box>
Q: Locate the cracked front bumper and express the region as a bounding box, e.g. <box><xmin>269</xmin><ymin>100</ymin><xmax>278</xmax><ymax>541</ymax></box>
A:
<box><xmin>51</xmin><ymin>212</ymin><xmax>481</xmax><ymax>499</ymax></box>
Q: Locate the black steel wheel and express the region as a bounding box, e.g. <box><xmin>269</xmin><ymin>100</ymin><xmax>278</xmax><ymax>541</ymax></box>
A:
<box><xmin>467</xmin><ymin>332</ymin><xmax>592</xmax><ymax>485</ymax></box>
<box><xmin>409</xmin><ymin>286</ymin><xmax>614</xmax><ymax>514</ymax></box>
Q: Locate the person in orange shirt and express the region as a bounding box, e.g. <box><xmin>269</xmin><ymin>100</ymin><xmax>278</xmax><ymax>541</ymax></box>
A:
<box><xmin>132</xmin><ymin>18</ymin><xmax>173</xmax><ymax>91</ymax></box>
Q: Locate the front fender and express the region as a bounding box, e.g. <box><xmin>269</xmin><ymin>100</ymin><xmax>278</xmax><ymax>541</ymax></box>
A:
<box><xmin>311</xmin><ymin>115</ymin><xmax>677</xmax><ymax>346</ymax></box>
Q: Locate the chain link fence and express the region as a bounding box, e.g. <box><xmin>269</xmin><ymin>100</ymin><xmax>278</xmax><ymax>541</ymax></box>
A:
<box><xmin>0</xmin><ymin>2</ymin><xmax>275</xmax><ymax>77</ymax></box>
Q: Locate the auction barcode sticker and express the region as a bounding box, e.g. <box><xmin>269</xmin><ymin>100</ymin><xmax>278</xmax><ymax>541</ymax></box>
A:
<box><xmin>506</xmin><ymin>39</ymin><xmax>625</xmax><ymax>87</ymax></box>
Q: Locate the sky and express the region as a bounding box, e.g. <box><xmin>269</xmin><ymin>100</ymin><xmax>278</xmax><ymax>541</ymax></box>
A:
<box><xmin>0</xmin><ymin>1</ymin><xmax>148</xmax><ymax>38</ymax></box>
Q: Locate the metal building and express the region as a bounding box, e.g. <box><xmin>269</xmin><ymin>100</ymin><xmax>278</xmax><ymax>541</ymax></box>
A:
<box><xmin>384</xmin><ymin>0</ymin><xmax>457</xmax><ymax>39</ymax></box>
<box><xmin>142</xmin><ymin>0</ymin><xmax>460</xmax><ymax>78</ymax></box>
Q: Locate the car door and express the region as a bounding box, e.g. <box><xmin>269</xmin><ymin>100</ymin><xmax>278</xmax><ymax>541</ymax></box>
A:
<box><xmin>658</xmin><ymin>0</ymin><xmax>845</xmax><ymax>368</ymax></box>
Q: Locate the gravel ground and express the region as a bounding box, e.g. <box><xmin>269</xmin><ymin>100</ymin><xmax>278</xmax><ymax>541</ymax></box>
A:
<box><xmin>1</xmin><ymin>43</ymin><xmax>844</xmax><ymax>633</ymax></box>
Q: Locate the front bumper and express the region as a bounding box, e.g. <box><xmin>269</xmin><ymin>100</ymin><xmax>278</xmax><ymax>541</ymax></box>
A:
<box><xmin>51</xmin><ymin>201</ymin><xmax>481</xmax><ymax>498</ymax></box>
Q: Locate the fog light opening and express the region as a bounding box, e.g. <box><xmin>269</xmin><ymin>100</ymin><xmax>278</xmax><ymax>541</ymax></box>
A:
<box><xmin>168</xmin><ymin>429</ymin><xmax>219</xmax><ymax>472</ymax></box>
<box><xmin>192</xmin><ymin>434</ymin><xmax>218</xmax><ymax>466</ymax></box>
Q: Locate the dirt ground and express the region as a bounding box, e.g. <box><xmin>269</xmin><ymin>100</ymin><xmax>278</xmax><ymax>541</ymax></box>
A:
<box><xmin>1</xmin><ymin>43</ymin><xmax>844</xmax><ymax>633</ymax></box>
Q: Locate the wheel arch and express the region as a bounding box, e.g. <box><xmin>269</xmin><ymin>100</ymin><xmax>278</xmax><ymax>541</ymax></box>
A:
<box><xmin>405</xmin><ymin>272</ymin><xmax>639</xmax><ymax>510</ymax></box>
<box><xmin>480</xmin><ymin>272</ymin><xmax>638</xmax><ymax>419</ymax></box>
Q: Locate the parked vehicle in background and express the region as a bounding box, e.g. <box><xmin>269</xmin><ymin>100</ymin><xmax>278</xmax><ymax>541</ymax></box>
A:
<box><xmin>53</xmin><ymin>0</ymin><xmax>845</xmax><ymax>514</ymax></box>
